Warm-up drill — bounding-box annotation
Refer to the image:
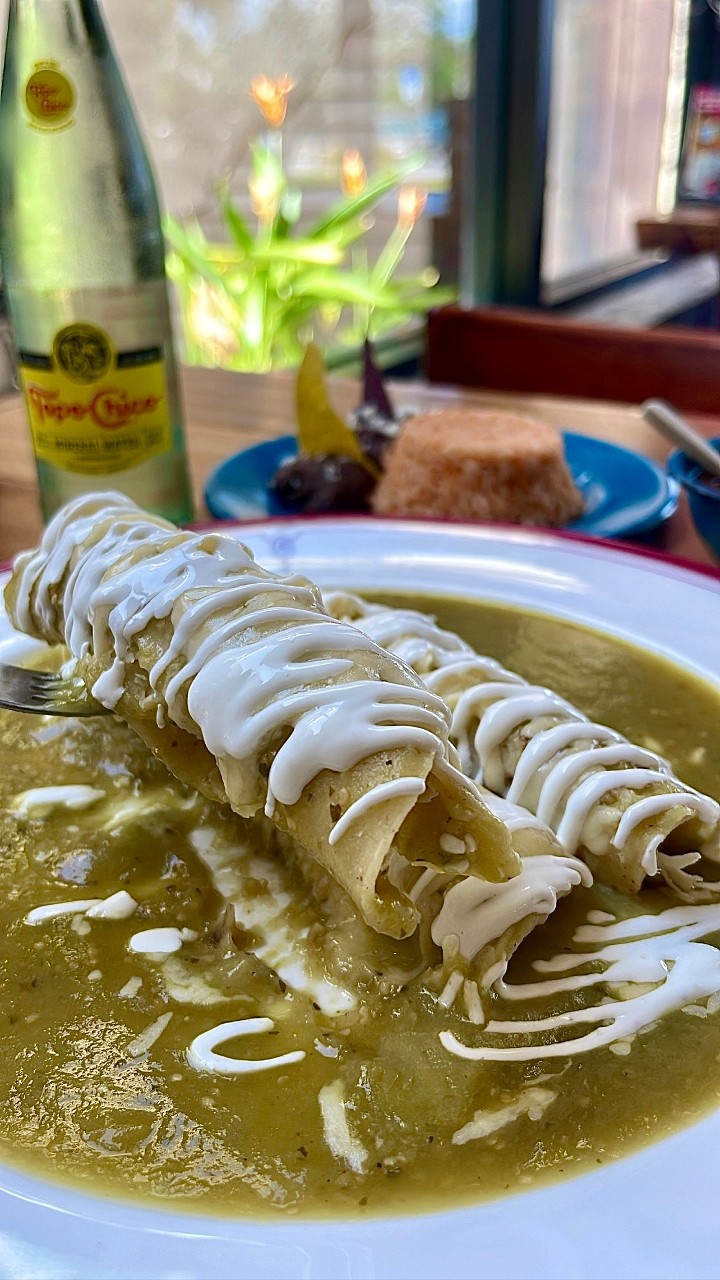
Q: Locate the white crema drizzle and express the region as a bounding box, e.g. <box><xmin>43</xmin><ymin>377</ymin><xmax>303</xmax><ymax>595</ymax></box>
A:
<box><xmin>186</xmin><ymin>1017</ymin><xmax>306</xmax><ymax>1076</ymax></box>
<box><xmin>11</xmin><ymin>495</ymin><xmax>463</xmax><ymax>828</ymax></box>
<box><xmin>413</xmin><ymin>851</ymin><xmax>591</xmax><ymax>1023</ymax></box>
<box><xmin>431</xmin><ymin>854</ymin><xmax>593</xmax><ymax>982</ymax></box>
<box><xmin>324</xmin><ymin>593</ymin><xmax>720</xmax><ymax>883</ymax></box>
<box><xmin>440</xmin><ymin>902</ymin><xmax>720</xmax><ymax>1061</ymax></box>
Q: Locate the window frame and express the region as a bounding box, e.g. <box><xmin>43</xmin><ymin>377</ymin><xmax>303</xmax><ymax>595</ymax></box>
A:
<box><xmin>465</xmin><ymin>0</ymin><xmax>718</xmax><ymax>318</ymax></box>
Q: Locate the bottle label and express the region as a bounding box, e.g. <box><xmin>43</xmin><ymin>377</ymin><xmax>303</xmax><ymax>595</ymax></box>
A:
<box><xmin>18</xmin><ymin>322</ymin><xmax>174</xmax><ymax>476</ymax></box>
<box><xmin>24</xmin><ymin>62</ymin><xmax>76</xmax><ymax>132</ymax></box>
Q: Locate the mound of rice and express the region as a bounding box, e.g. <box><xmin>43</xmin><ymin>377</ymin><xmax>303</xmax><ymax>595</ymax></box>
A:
<box><xmin>371</xmin><ymin>408</ymin><xmax>584</xmax><ymax>526</ymax></box>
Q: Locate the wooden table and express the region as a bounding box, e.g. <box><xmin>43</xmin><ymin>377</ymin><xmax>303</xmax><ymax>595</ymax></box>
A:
<box><xmin>0</xmin><ymin>364</ymin><xmax>716</xmax><ymax>567</ymax></box>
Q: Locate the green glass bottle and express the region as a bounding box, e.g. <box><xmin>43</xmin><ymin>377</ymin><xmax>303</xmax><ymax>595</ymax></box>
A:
<box><xmin>0</xmin><ymin>0</ymin><xmax>193</xmax><ymax>523</ymax></box>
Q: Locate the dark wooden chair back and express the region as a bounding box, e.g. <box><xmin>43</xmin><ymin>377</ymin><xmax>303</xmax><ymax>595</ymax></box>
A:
<box><xmin>425</xmin><ymin>305</ymin><xmax>720</xmax><ymax>415</ymax></box>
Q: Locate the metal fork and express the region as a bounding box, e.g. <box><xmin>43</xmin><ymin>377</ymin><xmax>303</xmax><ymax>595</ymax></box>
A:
<box><xmin>0</xmin><ymin>663</ymin><xmax>109</xmax><ymax>716</ymax></box>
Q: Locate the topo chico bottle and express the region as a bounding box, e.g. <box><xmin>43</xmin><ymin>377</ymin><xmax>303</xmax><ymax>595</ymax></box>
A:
<box><xmin>0</xmin><ymin>0</ymin><xmax>193</xmax><ymax>523</ymax></box>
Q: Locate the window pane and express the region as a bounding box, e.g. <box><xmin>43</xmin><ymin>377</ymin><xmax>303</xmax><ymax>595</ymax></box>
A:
<box><xmin>542</xmin><ymin>0</ymin><xmax>691</xmax><ymax>290</ymax></box>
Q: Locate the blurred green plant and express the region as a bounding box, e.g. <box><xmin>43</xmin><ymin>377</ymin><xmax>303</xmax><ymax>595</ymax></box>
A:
<box><xmin>165</xmin><ymin>75</ymin><xmax>454</xmax><ymax>373</ymax></box>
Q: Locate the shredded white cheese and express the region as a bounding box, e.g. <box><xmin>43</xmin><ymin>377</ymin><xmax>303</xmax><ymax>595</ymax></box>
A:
<box><xmin>26</xmin><ymin>889</ymin><xmax>138</xmax><ymax>926</ymax></box>
<box><xmin>118</xmin><ymin>976</ymin><xmax>143</xmax><ymax>999</ymax></box>
<box><xmin>11</xmin><ymin>785</ymin><xmax>105</xmax><ymax>819</ymax></box>
<box><xmin>318</xmin><ymin>1079</ymin><xmax>368</xmax><ymax>1173</ymax></box>
<box><xmin>85</xmin><ymin>891</ymin><xmax>137</xmax><ymax>920</ymax></box>
<box><xmin>128</xmin><ymin>927</ymin><xmax>197</xmax><ymax>956</ymax></box>
<box><xmin>314</xmin><ymin>1039</ymin><xmax>340</xmax><ymax>1059</ymax></box>
<box><xmin>127</xmin><ymin>1012</ymin><xmax>174</xmax><ymax>1059</ymax></box>
<box><xmin>452</xmin><ymin>1086</ymin><xmax>556</xmax><ymax>1146</ymax></box>
<box><xmin>26</xmin><ymin>898</ymin><xmax>103</xmax><ymax>924</ymax></box>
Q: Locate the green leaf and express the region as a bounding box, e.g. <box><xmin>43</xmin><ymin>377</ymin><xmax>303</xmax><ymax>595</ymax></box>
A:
<box><xmin>250</xmin><ymin>141</ymin><xmax>285</xmax><ymax>187</ymax></box>
<box><xmin>203</xmin><ymin>245</ymin><xmax>249</xmax><ymax>268</ymax></box>
<box><xmin>163</xmin><ymin>217</ymin><xmax>228</xmax><ymax>292</ymax></box>
<box><xmin>239</xmin><ymin>275</ymin><xmax>269</xmax><ymax>366</ymax></box>
<box><xmin>291</xmin><ymin>270</ymin><xmax>398</xmax><ymax>307</ymax></box>
<box><xmin>317</xmin><ymin>217</ymin><xmax>371</xmax><ymax>252</ymax></box>
<box><xmin>382</xmin><ymin>271</ymin><xmax>443</xmax><ymax>290</ymax></box>
<box><xmin>163</xmin><ymin>213</ymin><xmax>202</xmax><ymax>253</ymax></box>
<box><xmin>390</xmin><ymin>283</ymin><xmax>457</xmax><ymax>307</ymax></box>
<box><xmin>281</xmin><ymin>189</ymin><xmax>303</xmax><ymax>224</ymax></box>
<box><xmin>251</xmin><ymin>240</ymin><xmax>345</xmax><ymax>266</ymax></box>
<box><xmin>217</xmin><ymin>184</ymin><xmax>253</xmax><ymax>253</ymax></box>
<box><xmin>307</xmin><ymin>163</ymin><xmax>419</xmax><ymax>239</ymax></box>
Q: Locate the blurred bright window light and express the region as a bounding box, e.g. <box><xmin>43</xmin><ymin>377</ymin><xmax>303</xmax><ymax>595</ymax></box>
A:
<box><xmin>542</xmin><ymin>0</ymin><xmax>691</xmax><ymax>287</ymax></box>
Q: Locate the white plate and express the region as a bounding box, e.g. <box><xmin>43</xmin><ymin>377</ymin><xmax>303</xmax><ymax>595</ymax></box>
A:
<box><xmin>1</xmin><ymin>519</ymin><xmax>719</xmax><ymax>1280</ymax></box>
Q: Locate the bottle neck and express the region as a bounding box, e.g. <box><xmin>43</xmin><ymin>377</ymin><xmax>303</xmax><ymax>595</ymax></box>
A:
<box><xmin>0</xmin><ymin>0</ymin><xmax>165</xmax><ymax>289</ymax></box>
<box><xmin>4</xmin><ymin>1</ymin><xmax>110</xmax><ymax>69</ymax></box>
<box><xmin>9</xmin><ymin>0</ymin><xmax>103</xmax><ymax>13</ymax></box>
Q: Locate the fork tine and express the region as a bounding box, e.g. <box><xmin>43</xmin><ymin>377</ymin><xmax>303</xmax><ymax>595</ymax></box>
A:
<box><xmin>0</xmin><ymin>663</ymin><xmax>109</xmax><ymax>716</ymax></box>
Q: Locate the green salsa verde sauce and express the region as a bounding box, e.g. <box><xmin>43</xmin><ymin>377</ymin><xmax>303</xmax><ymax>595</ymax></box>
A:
<box><xmin>0</xmin><ymin>594</ymin><xmax>718</xmax><ymax>1220</ymax></box>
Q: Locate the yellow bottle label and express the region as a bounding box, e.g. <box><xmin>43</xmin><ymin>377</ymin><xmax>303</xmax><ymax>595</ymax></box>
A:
<box><xmin>19</xmin><ymin>322</ymin><xmax>174</xmax><ymax>476</ymax></box>
<box><xmin>24</xmin><ymin>62</ymin><xmax>76</xmax><ymax>132</ymax></box>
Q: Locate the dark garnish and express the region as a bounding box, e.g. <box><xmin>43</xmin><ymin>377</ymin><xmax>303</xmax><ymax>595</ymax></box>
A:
<box><xmin>270</xmin><ymin>453</ymin><xmax>376</xmax><ymax>513</ymax></box>
<box><xmin>362</xmin><ymin>337</ymin><xmax>395</xmax><ymax>420</ymax></box>
<box><xmin>352</xmin><ymin>403</ymin><xmax>400</xmax><ymax>468</ymax></box>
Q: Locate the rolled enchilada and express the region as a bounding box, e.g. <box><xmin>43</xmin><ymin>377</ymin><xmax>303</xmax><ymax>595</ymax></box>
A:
<box><xmin>324</xmin><ymin>592</ymin><xmax>720</xmax><ymax>899</ymax></box>
<box><xmin>387</xmin><ymin>845</ymin><xmax>591</xmax><ymax>1022</ymax></box>
<box><xmin>5</xmin><ymin>494</ymin><xmax>518</xmax><ymax>938</ymax></box>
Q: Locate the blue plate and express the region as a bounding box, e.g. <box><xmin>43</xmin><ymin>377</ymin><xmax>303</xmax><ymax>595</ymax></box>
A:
<box><xmin>205</xmin><ymin>431</ymin><xmax>679</xmax><ymax>539</ymax></box>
